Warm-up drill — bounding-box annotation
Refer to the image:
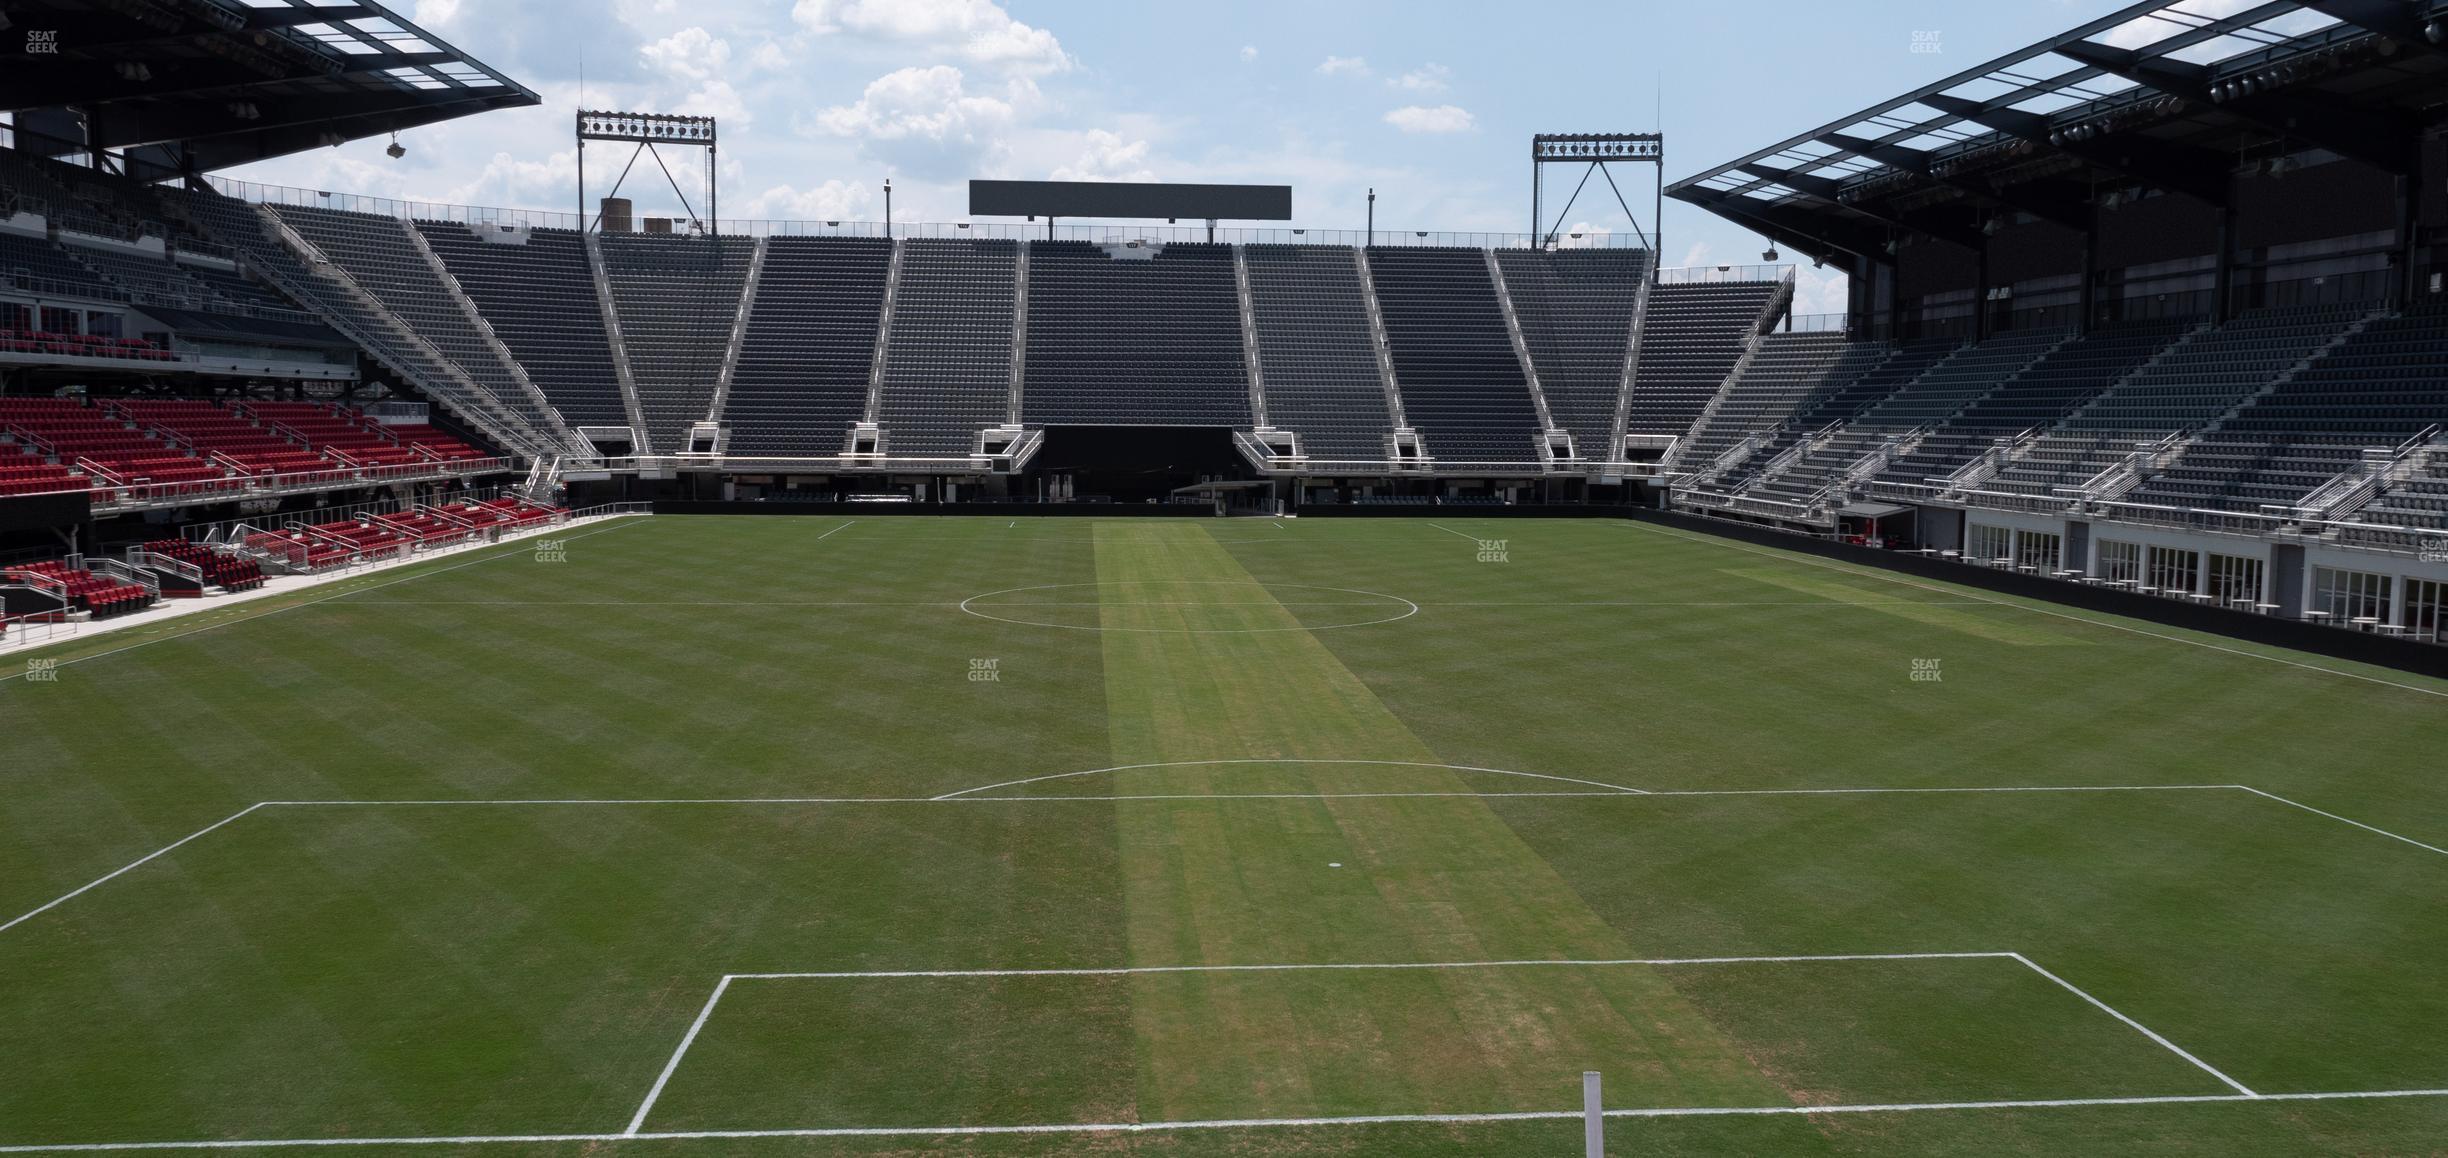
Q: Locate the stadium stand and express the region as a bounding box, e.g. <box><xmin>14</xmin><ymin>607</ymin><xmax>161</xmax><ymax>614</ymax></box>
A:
<box><xmin>724</xmin><ymin>236</ymin><xmax>893</xmax><ymax>456</ymax></box>
<box><xmin>1870</xmin><ymin>320</ymin><xmax>2194</xmax><ymax>495</ymax></box>
<box><xmin>595</xmin><ymin>232</ymin><xmax>757</xmax><ymax>452</ymax></box>
<box><xmin>873</xmin><ymin>238</ymin><xmax>1018</xmax><ymax>459</ymax></box>
<box><xmin>1624</xmin><ymin>280</ymin><xmax>1784</xmax><ymax>438</ymax></box>
<box><xmin>1984</xmin><ymin>305</ymin><xmax>2371</xmax><ymax>500</ymax></box>
<box><xmin>1</xmin><ymin>560</ymin><xmax>155</xmax><ymax>619</ymax></box>
<box><xmin>269</xmin><ymin>205</ymin><xmax>563</xmax><ymax>436</ymax></box>
<box><xmin>137</xmin><ymin>539</ymin><xmax>264</xmax><ymax>594</ymax></box>
<box><xmin>2129</xmin><ymin>306</ymin><xmax>2448</xmax><ymax>513</ymax></box>
<box><xmin>1366</xmin><ymin>246</ymin><xmax>1543</xmax><ymax>464</ymax></box>
<box><xmin>1496</xmin><ymin>248</ymin><xmax>1652</xmax><ymax>457</ymax></box>
<box><xmin>1244</xmin><ymin>244</ymin><xmax>1397</xmax><ymax>463</ymax></box>
<box><xmin>1737</xmin><ymin>330</ymin><xmax>2065</xmax><ymax>508</ymax></box>
<box><xmin>1019</xmin><ymin>241</ymin><xmax>1251</xmax><ymax>428</ymax></box>
<box><xmin>1674</xmin><ymin>331</ymin><xmax>1869</xmax><ymax>474</ymax></box>
<box><xmin>417</xmin><ymin>223</ymin><xmax>631</xmax><ymax>429</ymax></box>
<box><xmin>0</xmin><ymin>231</ymin><xmax>121</xmax><ymax>296</ymax></box>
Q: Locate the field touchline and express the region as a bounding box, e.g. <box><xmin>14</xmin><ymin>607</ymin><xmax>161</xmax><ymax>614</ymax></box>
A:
<box><xmin>1610</xmin><ymin>520</ymin><xmax>2448</xmax><ymax>702</ymax></box>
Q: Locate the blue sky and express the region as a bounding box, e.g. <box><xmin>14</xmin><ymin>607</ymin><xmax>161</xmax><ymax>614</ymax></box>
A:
<box><xmin>225</xmin><ymin>0</ymin><xmax>2181</xmax><ymax>313</ymax></box>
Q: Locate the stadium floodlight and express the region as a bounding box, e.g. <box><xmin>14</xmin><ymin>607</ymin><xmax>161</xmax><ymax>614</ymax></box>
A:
<box><xmin>577</xmin><ymin>109</ymin><xmax>720</xmax><ymax>233</ymax></box>
<box><xmin>1530</xmin><ymin>132</ymin><xmax>1665</xmax><ymax>257</ymax></box>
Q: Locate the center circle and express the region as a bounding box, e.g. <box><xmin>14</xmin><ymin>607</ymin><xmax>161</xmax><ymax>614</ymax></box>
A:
<box><xmin>958</xmin><ymin>580</ymin><xmax>1419</xmax><ymax>633</ymax></box>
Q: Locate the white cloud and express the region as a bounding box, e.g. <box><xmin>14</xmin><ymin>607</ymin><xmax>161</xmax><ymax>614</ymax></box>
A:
<box><xmin>1553</xmin><ymin>223</ymin><xmax>1610</xmax><ymax>249</ymax></box>
<box><xmin>412</xmin><ymin>0</ymin><xmax>461</xmax><ymax>27</ymax></box>
<box><xmin>793</xmin><ymin>0</ymin><xmax>1069</xmax><ymax>74</ymax></box>
<box><xmin>746</xmin><ymin>179</ymin><xmax>875</xmax><ymax>221</ymax></box>
<box><xmin>1792</xmin><ymin>264</ymin><xmax>1849</xmax><ymax>316</ymax></box>
<box><xmin>677</xmin><ymin>80</ymin><xmax>751</xmax><ymax>126</ymax></box>
<box><xmin>809</xmin><ymin>65</ymin><xmax>1019</xmax><ymax>179</ymax></box>
<box><xmin>1384</xmin><ymin>104</ymin><xmax>1473</xmax><ymax>134</ymax></box>
<box><xmin>1677</xmin><ymin>242</ymin><xmax>1714</xmax><ymax>269</ymax></box>
<box><xmin>1048</xmin><ymin>129</ymin><xmax>1155</xmax><ymax>182</ymax></box>
<box><xmin>749</xmin><ymin>41</ymin><xmax>790</xmax><ymax>72</ymax></box>
<box><xmin>1316</xmin><ymin>55</ymin><xmax>1370</xmax><ymax>77</ymax></box>
<box><xmin>1389</xmin><ymin>63</ymin><xmax>1450</xmax><ymax>93</ymax></box>
<box><xmin>640</xmin><ymin>27</ymin><xmax>731</xmax><ymax>82</ymax></box>
<box><xmin>1239</xmin><ymin>45</ymin><xmax>1259</xmax><ymax>64</ymax></box>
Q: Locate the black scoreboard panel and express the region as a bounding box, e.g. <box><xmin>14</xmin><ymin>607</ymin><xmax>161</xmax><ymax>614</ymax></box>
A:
<box><xmin>970</xmin><ymin>181</ymin><xmax>1292</xmax><ymax>222</ymax></box>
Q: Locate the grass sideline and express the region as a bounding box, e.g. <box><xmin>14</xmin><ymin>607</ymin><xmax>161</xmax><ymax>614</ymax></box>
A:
<box><xmin>1</xmin><ymin>515</ymin><xmax>2445</xmax><ymax>1155</ymax></box>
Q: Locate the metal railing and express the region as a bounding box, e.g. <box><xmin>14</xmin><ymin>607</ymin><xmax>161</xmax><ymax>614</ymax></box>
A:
<box><xmin>201</xmin><ymin>175</ymin><xmax>1648</xmax><ymax>251</ymax></box>
<box><xmin>1656</xmin><ymin>264</ymin><xmax>1794</xmax><ymax>285</ymax></box>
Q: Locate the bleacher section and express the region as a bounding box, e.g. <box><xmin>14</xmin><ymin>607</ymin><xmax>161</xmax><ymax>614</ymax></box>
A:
<box><xmin>417</xmin><ymin>224</ymin><xmax>629</xmax><ymax>428</ymax></box>
<box><xmin>724</xmin><ymin>237</ymin><xmax>893</xmax><ymax>456</ymax></box>
<box><xmin>1366</xmin><ymin>247</ymin><xmax>1542</xmax><ymax>464</ymax></box>
<box><xmin>174</xmin><ymin>190</ymin><xmax>556</xmax><ymax>454</ymax></box>
<box><xmin>0</xmin><ymin>396</ymin><xmax>239</xmax><ymax>502</ymax></box>
<box><xmin>0</xmin><ymin>231</ymin><xmax>119</xmax><ymax>295</ymax></box>
<box><xmin>270</xmin><ymin>205</ymin><xmax>563</xmax><ymax>441</ymax></box>
<box><xmin>138</xmin><ymin>539</ymin><xmax>264</xmax><ymax>593</ymax></box>
<box><xmin>1706</xmin><ymin>339</ymin><xmax>1958</xmax><ymax>494</ymax></box>
<box><xmin>596</xmin><ymin>232</ymin><xmax>756</xmax><ymax>452</ymax></box>
<box><xmin>2362</xmin><ymin>463</ymin><xmax>2448</xmax><ymax>530</ymax></box>
<box><xmin>1495</xmin><ymin>249</ymin><xmax>1651</xmax><ymax>457</ymax></box>
<box><xmin>1020</xmin><ymin>241</ymin><xmax>1250</xmax><ymax>428</ymax></box>
<box><xmin>1625</xmin><ymin>280</ymin><xmax>1783</xmax><ymax>438</ymax></box>
<box><xmin>1986</xmin><ymin>305</ymin><xmax>2368</xmax><ymax>500</ymax></box>
<box><xmin>1675</xmin><ymin>331</ymin><xmax>1864</xmax><ymax>472</ymax></box>
<box><xmin>2130</xmin><ymin>306</ymin><xmax>2448</xmax><ymax>512</ymax></box>
<box><xmin>1244</xmin><ymin>245</ymin><xmax>1395</xmax><ymax>462</ymax></box>
<box><xmin>2</xmin><ymin>560</ymin><xmax>154</xmax><ymax>619</ymax></box>
<box><xmin>1741</xmin><ymin>330</ymin><xmax>2065</xmax><ymax>507</ymax></box>
<box><xmin>1871</xmin><ymin>320</ymin><xmax>2191</xmax><ymax>493</ymax></box>
<box><xmin>874</xmin><ymin>239</ymin><xmax>1017</xmax><ymax>459</ymax></box>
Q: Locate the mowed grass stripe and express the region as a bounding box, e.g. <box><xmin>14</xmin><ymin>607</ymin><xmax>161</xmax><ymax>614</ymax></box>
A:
<box><xmin>1089</xmin><ymin>522</ymin><xmax>1779</xmax><ymax>1122</ymax></box>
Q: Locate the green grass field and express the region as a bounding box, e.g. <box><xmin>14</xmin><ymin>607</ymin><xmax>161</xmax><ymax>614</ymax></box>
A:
<box><xmin>4</xmin><ymin>513</ymin><xmax>2447</xmax><ymax>1156</ymax></box>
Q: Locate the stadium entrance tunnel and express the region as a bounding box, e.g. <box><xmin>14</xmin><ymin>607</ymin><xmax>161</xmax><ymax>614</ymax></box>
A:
<box><xmin>1028</xmin><ymin>426</ymin><xmax>1251</xmax><ymax>503</ymax></box>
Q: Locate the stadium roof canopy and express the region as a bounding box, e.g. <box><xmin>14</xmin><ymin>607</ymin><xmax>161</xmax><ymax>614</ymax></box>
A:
<box><xmin>1</xmin><ymin>0</ymin><xmax>537</xmax><ymax>179</ymax></box>
<box><xmin>1669</xmin><ymin>0</ymin><xmax>2448</xmax><ymax>266</ymax></box>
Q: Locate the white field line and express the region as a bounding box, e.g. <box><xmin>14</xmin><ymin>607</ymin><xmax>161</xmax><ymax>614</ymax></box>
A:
<box><xmin>1611</xmin><ymin>520</ymin><xmax>2448</xmax><ymax>701</ymax></box>
<box><xmin>13</xmin><ymin>783</ymin><xmax>2447</xmax><ymax>951</ymax></box>
<box><xmin>2005</xmin><ymin>953</ymin><xmax>2257</xmax><ymax>1097</ymax></box>
<box><xmin>931</xmin><ymin>758</ymin><xmax>1649</xmax><ymax>800</ymax></box>
<box><xmin>0</xmin><ymin>517</ymin><xmax>652</xmax><ymax>686</ymax></box>
<box><xmin>814</xmin><ymin>521</ymin><xmax>853</xmax><ymax>540</ymax></box>
<box><xmin>0</xmin><ymin>804</ymin><xmax>266</xmax><ymax>936</ymax></box>
<box><xmin>1424</xmin><ymin>521</ymin><xmax>1494</xmax><ymax>545</ymax></box>
<box><xmin>327</xmin><ymin>599</ymin><xmax>2001</xmax><ymax>608</ymax></box>
<box><xmin>17</xmin><ymin>1091</ymin><xmax>2448</xmax><ymax>1152</ymax></box>
<box><xmin>625</xmin><ymin>976</ymin><xmax>733</xmax><ymax>1135</ymax></box>
<box><xmin>2235</xmin><ymin>787</ymin><xmax>2448</xmax><ymax>859</ymax></box>
<box><xmin>734</xmin><ymin>951</ymin><xmax>2015</xmax><ymax>980</ymax></box>
<box><xmin>1636</xmin><ymin>784</ymin><xmax>2242</xmax><ymax>799</ymax></box>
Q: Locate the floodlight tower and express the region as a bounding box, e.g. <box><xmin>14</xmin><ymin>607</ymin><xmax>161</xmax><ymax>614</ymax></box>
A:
<box><xmin>1530</xmin><ymin>132</ymin><xmax>1665</xmax><ymax>259</ymax></box>
<box><xmin>576</xmin><ymin>110</ymin><xmax>720</xmax><ymax>232</ymax></box>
